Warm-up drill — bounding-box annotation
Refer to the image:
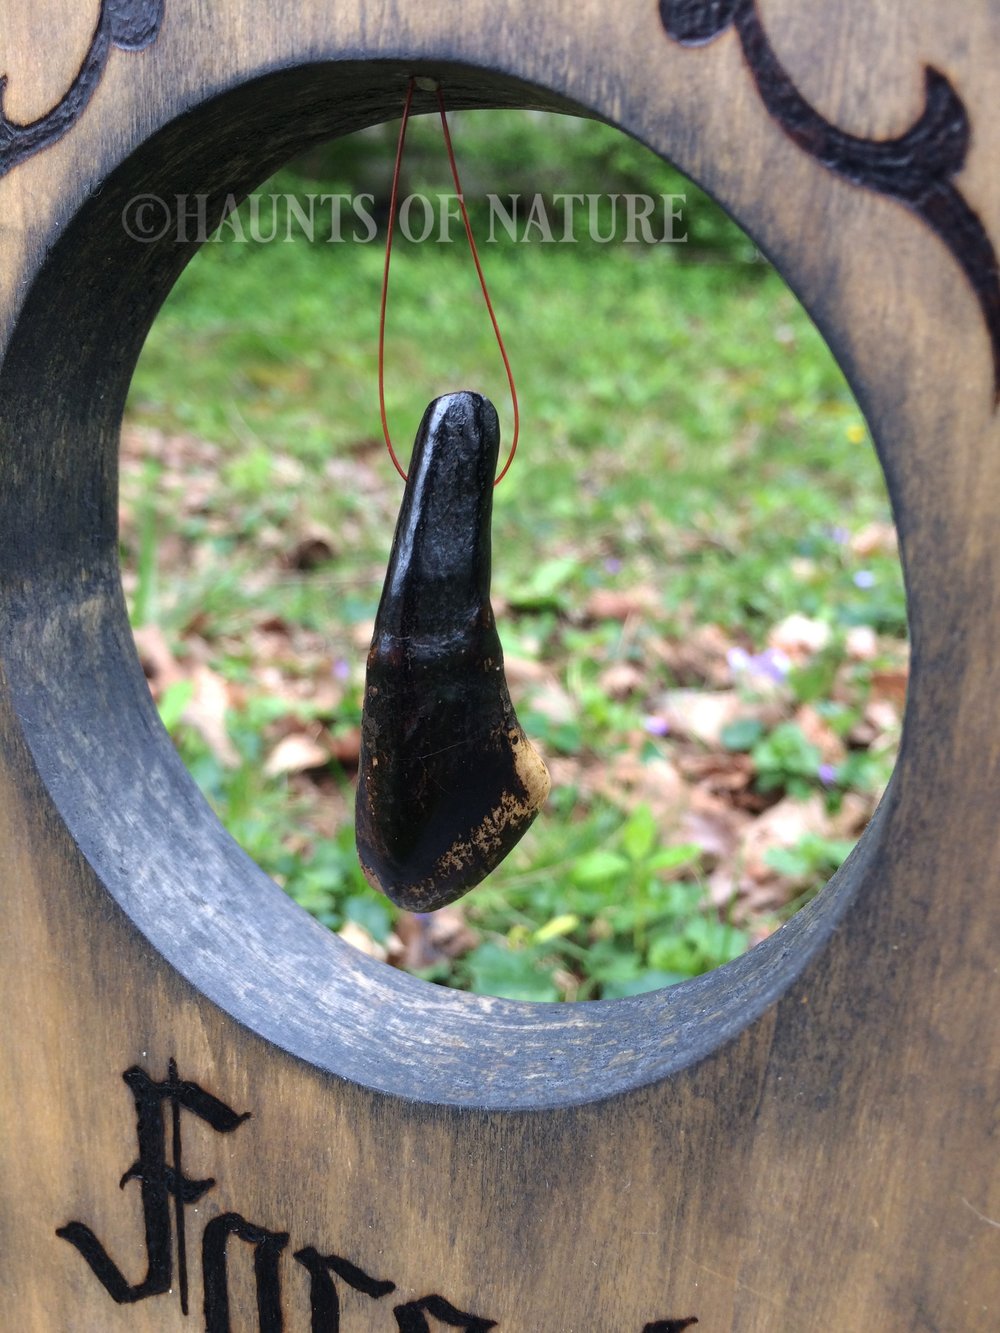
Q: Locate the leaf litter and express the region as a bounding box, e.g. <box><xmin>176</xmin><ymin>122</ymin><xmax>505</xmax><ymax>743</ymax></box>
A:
<box><xmin>120</xmin><ymin>401</ymin><xmax>906</xmax><ymax>999</ymax></box>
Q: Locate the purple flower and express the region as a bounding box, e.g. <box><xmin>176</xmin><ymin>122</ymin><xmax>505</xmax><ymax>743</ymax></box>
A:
<box><xmin>818</xmin><ymin>763</ymin><xmax>838</xmax><ymax>787</ymax></box>
<box><xmin>604</xmin><ymin>557</ymin><xmax>623</xmax><ymax>575</ymax></box>
<box><xmin>643</xmin><ymin>715</ymin><xmax>670</xmax><ymax>737</ymax></box>
<box><xmin>830</xmin><ymin>525</ymin><xmax>850</xmax><ymax>546</ymax></box>
<box><xmin>333</xmin><ymin>658</ymin><xmax>350</xmax><ymax>681</ymax></box>
<box><xmin>728</xmin><ymin>645</ymin><xmax>790</xmax><ymax>684</ymax></box>
<box><xmin>853</xmin><ymin>570</ymin><xmax>876</xmax><ymax>589</ymax></box>
<box><xmin>756</xmin><ymin>648</ymin><xmax>791</xmax><ymax>683</ymax></box>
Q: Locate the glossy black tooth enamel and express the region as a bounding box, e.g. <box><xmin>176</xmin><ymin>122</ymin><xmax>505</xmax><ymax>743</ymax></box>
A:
<box><xmin>379</xmin><ymin>391</ymin><xmax>499</xmax><ymax>638</ymax></box>
<box><xmin>355</xmin><ymin>392</ymin><xmax>549</xmax><ymax>913</ymax></box>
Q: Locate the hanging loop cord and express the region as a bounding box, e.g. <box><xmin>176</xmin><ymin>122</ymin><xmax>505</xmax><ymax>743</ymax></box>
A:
<box><xmin>378</xmin><ymin>79</ymin><xmax>520</xmax><ymax>485</ymax></box>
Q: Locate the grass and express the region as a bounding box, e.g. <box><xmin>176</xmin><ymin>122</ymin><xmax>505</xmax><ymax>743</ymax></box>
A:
<box><xmin>121</xmin><ymin>112</ymin><xmax>907</xmax><ymax>1001</ymax></box>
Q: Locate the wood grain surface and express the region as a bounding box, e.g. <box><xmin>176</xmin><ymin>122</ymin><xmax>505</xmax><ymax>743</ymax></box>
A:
<box><xmin>1</xmin><ymin>1</ymin><xmax>999</xmax><ymax>1328</ymax></box>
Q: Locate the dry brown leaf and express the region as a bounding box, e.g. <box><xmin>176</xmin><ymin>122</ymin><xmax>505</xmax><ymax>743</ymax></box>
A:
<box><xmin>849</xmin><ymin>698</ymin><xmax>902</xmax><ymax>750</ymax></box>
<box><xmin>708</xmin><ymin>793</ymin><xmax>835</xmax><ymax>916</ymax></box>
<box><xmin>132</xmin><ymin>624</ymin><xmax>181</xmax><ymax>696</ymax></box>
<box><xmin>677</xmin><ymin>787</ymin><xmax>751</xmax><ymax>870</ymax></box>
<box><xmin>503</xmin><ymin>655</ymin><xmax>551</xmax><ymax>687</ymax></box>
<box><xmin>390</xmin><ymin>907</ymin><xmax>479</xmax><ymax>970</ymax></box>
<box><xmin>680</xmin><ymin>750</ymin><xmax>775</xmax><ymax>813</ymax></box>
<box><xmin>584</xmin><ymin>585</ymin><xmax>659</xmax><ymax>622</ymax></box>
<box><xmin>599</xmin><ymin>662</ymin><xmax>644</xmax><ymax>699</ymax></box>
<box><xmin>338</xmin><ymin>920</ymin><xmax>388</xmax><ymax>963</ymax></box>
<box><xmin>264</xmin><ymin>732</ymin><xmax>331</xmax><ymax>777</ymax></box>
<box><xmin>327</xmin><ymin>727</ymin><xmax>362</xmax><ymax>768</ymax></box>
<box><xmin>651</xmin><ymin>623</ymin><xmax>737</xmax><ymax>689</ymax></box>
<box><xmin>183</xmin><ymin>665</ymin><xmax>240</xmax><ymax>768</ymax></box>
<box><xmin>870</xmin><ymin>668</ymin><xmax>908</xmax><ymax>709</ymax></box>
<box><xmin>544</xmin><ymin>755</ymin><xmax>588</xmax><ymax>795</ymax></box>
<box><xmin>660</xmin><ymin>689</ymin><xmax>748</xmax><ymax>747</ymax></box>
<box><xmin>739</xmin><ymin>793</ymin><xmax>832</xmax><ymax>883</ymax></box>
<box><xmin>678</xmin><ymin>749</ymin><xmax>756</xmax><ymax>795</ymax></box>
<box><xmin>351</xmin><ymin>619</ymin><xmax>375</xmax><ymax>651</ymax></box>
<box><xmin>767</xmin><ymin>613</ymin><xmax>831</xmax><ymax>662</ymax></box>
<box><xmin>850</xmin><ymin>521</ymin><xmax>898</xmax><ymax>557</ymax></box>
<box><xmin>794</xmin><ymin>704</ymin><xmax>847</xmax><ymax>766</ymax></box>
<box><xmin>845</xmin><ymin>625</ymin><xmax>879</xmax><ymax>662</ymax></box>
<box><xmin>254</xmin><ymin>612</ymin><xmax>291</xmax><ymax>635</ymax></box>
<box><xmin>308</xmin><ymin>677</ymin><xmax>346</xmax><ymax>719</ymax></box>
<box><xmin>283</xmin><ymin>523</ymin><xmax>337</xmax><ymax>571</ymax></box>
<box><xmin>525</xmin><ymin>680</ymin><xmax>576</xmax><ymax>726</ymax></box>
<box><xmin>829</xmin><ymin>790</ymin><xmax>876</xmax><ymax>839</ymax></box>
<box><xmin>595</xmin><ymin>751</ymin><xmax>687</xmax><ymax>822</ymax></box>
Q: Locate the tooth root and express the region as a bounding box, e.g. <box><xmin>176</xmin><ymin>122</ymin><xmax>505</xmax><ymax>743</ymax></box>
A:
<box><xmin>355</xmin><ymin>392</ymin><xmax>550</xmax><ymax>912</ymax></box>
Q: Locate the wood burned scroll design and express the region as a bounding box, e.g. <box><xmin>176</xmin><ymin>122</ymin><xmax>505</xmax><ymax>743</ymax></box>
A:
<box><xmin>660</xmin><ymin>0</ymin><xmax>1000</xmax><ymax>401</ymax></box>
<box><xmin>0</xmin><ymin>0</ymin><xmax>164</xmax><ymax>179</ymax></box>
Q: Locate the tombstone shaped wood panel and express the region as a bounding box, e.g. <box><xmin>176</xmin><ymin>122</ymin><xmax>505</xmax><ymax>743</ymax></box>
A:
<box><xmin>1</xmin><ymin>1</ymin><xmax>999</xmax><ymax>1329</ymax></box>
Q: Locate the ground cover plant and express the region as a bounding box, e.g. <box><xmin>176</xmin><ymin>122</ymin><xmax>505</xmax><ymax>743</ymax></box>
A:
<box><xmin>122</xmin><ymin>111</ymin><xmax>907</xmax><ymax>1001</ymax></box>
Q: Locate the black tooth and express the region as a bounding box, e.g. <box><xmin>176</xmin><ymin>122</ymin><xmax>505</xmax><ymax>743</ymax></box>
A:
<box><xmin>356</xmin><ymin>394</ymin><xmax>548</xmax><ymax>910</ymax></box>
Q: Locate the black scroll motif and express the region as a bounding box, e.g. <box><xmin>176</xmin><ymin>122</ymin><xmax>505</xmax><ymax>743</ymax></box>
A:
<box><xmin>0</xmin><ymin>0</ymin><xmax>164</xmax><ymax>179</ymax></box>
<box><xmin>202</xmin><ymin>1213</ymin><xmax>290</xmax><ymax>1333</ymax></box>
<box><xmin>293</xmin><ymin>1246</ymin><xmax>397</xmax><ymax>1331</ymax></box>
<box><xmin>660</xmin><ymin>0</ymin><xmax>1000</xmax><ymax>402</ymax></box>
<box><xmin>393</xmin><ymin>1293</ymin><xmax>498</xmax><ymax>1332</ymax></box>
<box><xmin>56</xmin><ymin>1059</ymin><xmax>251</xmax><ymax>1316</ymax></box>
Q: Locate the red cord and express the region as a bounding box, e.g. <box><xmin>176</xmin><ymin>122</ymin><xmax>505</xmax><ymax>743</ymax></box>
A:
<box><xmin>378</xmin><ymin>78</ymin><xmax>520</xmax><ymax>485</ymax></box>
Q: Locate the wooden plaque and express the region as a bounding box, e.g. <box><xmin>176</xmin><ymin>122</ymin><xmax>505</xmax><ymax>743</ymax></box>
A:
<box><xmin>2</xmin><ymin>1</ymin><xmax>999</xmax><ymax>1328</ymax></box>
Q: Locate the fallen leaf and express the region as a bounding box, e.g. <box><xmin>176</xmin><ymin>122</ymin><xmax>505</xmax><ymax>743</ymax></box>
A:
<box><xmin>525</xmin><ymin>680</ymin><xmax>577</xmax><ymax>726</ymax></box>
<box><xmin>681</xmin><ymin>749</ymin><xmax>775</xmax><ymax>814</ymax></box>
<box><xmin>850</xmin><ymin>522</ymin><xmax>897</xmax><ymax>557</ymax></box>
<box><xmin>503</xmin><ymin>655</ymin><xmax>551</xmax><ymax>687</ymax></box>
<box><xmin>327</xmin><ymin>727</ymin><xmax>362</xmax><ymax>768</ymax></box>
<box><xmin>594</xmin><ymin>751</ymin><xmax>687</xmax><ymax>822</ymax></box>
<box><xmin>829</xmin><ymin>790</ymin><xmax>876</xmax><ymax>839</ymax></box>
<box><xmin>132</xmin><ymin>624</ymin><xmax>181</xmax><ymax>696</ymax></box>
<box><xmin>739</xmin><ymin>794</ymin><xmax>832</xmax><ymax>882</ymax></box>
<box><xmin>264</xmin><ymin>732</ymin><xmax>331</xmax><ymax>777</ymax></box>
<box><xmin>338</xmin><ymin>920</ymin><xmax>388</xmax><ymax>962</ymax></box>
<box><xmin>660</xmin><ymin>689</ymin><xmax>752</xmax><ymax>747</ymax></box>
<box><xmin>767</xmin><ymin>613</ymin><xmax>831</xmax><ymax>662</ymax></box>
<box><xmin>678</xmin><ymin>749</ymin><xmax>757</xmax><ymax>795</ymax></box>
<box><xmin>391</xmin><ymin>907</ymin><xmax>479</xmax><ymax>970</ymax></box>
<box><xmin>584</xmin><ymin>585</ymin><xmax>659</xmax><ymax>622</ymax></box>
<box><xmin>182</xmin><ymin>665</ymin><xmax>240</xmax><ymax>768</ymax></box>
<box><xmin>651</xmin><ymin>623</ymin><xmax>738</xmax><ymax>689</ymax></box>
<box><xmin>351</xmin><ymin>620</ymin><xmax>375</xmax><ymax>651</ymax></box>
<box><xmin>599</xmin><ymin>662</ymin><xmax>644</xmax><ymax>699</ymax></box>
<box><xmin>845</xmin><ymin>625</ymin><xmax>879</xmax><ymax>661</ymax></box>
<box><xmin>677</xmin><ymin>787</ymin><xmax>751</xmax><ymax>870</ymax></box>
<box><xmin>283</xmin><ymin>522</ymin><xmax>337</xmax><ymax>571</ymax></box>
<box><xmin>794</xmin><ymin>704</ymin><xmax>847</xmax><ymax>766</ymax></box>
<box><xmin>870</xmin><ymin>668</ymin><xmax>908</xmax><ymax>709</ymax></box>
<box><xmin>308</xmin><ymin>676</ymin><xmax>346</xmax><ymax>719</ymax></box>
<box><xmin>710</xmin><ymin>793</ymin><xmax>833</xmax><ymax>914</ymax></box>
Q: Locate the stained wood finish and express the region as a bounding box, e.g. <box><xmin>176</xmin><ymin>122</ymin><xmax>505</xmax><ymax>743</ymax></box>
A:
<box><xmin>1</xmin><ymin>1</ymin><xmax>999</xmax><ymax>1328</ymax></box>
